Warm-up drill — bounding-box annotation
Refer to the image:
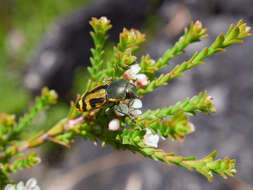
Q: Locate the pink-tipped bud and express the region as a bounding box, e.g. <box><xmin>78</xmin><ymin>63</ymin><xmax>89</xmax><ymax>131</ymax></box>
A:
<box><xmin>136</xmin><ymin>74</ymin><xmax>148</xmax><ymax>87</ymax></box>
<box><xmin>108</xmin><ymin>119</ymin><xmax>120</xmax><ymax>131</ymax></box>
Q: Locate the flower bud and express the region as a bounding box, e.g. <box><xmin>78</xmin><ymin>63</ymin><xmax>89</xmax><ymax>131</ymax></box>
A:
<box><xmin>108</xmin><ymin>119</ymin><xmax>120</xmax><ymax>131</ymax></box>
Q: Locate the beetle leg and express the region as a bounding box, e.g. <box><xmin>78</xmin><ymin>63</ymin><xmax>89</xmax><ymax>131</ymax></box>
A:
<box><xmin>104</xmin><ymin>106</ymin><xmax>114</xmax><ymax>115</ymax></box>
<box><xmin>114</xmin><ymin>104</ymin><xmax>136</xmax><ymax>123</ymax></box>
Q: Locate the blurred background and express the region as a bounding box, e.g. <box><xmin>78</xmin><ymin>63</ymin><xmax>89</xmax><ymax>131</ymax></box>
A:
<box><xmin>1</xmin><ymin>0</ymin><xmax>253</xmax><ymax>189</ymax></box>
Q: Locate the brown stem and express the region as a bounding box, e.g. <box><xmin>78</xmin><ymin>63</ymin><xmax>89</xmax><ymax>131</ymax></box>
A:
<box><xmin>2</xmin><ymin>115</ymin><xmax>88</xmax><ymax>160</ymax></box>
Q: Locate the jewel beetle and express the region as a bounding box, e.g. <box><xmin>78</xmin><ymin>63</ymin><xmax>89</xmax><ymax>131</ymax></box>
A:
<box><xmin>76</xmin><ymin>79</ymin><xmax>138</xmax><ymax>112</ymax></box>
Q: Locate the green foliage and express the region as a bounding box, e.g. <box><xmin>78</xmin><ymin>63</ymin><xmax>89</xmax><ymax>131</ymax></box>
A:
<box><xmin>137</xmin><ymin>110</ymin><xmax>194</xmax><ymax>140</ymax></box>
<box><xmin>88</xmin><ymin>17</ymin><xmax>112</xmax><ymax>82</ymax></box>
<box><xmin>11</xmin><ymin>88</ymin><xmax>57</xmax><ymax>137</ymax></box>
<box><xmin>124</xmin><ymin>91</ymin><xmax>215</xmax><ymax>140</ymax></box>
<box><xmin>138</xmin><ymin>19</ymin><xmax>251</xmax><ymax>95</ymax></box>
<box><xmin>115</xmin><ymin>129</ymin><xmax>236</xmax><ymax>181</ymax></box>
<box><xmin>140</xmin><ymin>91</ymin><xmax>215</xmax><ymax>119</ymax></box>
<box><xmin>0</xmin><ymin>17</ymin><xmax>251</xmax><ymax>188</ymax></box>
<box><xmin>0</xmin><ymin>153</ymin><xmax>40</xmax><ymax>189</ymax></box>
<box><xmin>105</xmin><ymin>28</ymin><xmax>146</xmax><ymax>79</ymax></box>
<box><xmin>0</xmin><ymin>88</ymin><xmax>57</xmax><ymax>188</ymax></box>
<box><xmin>3</xmin><ymin>153</ymin><xmax>40</xmax><ymax>174</ymax></box>
<box><xmin>140</xmin><ymin>21</ymin><xmax>208</xmax><ymax>80</ymax></box>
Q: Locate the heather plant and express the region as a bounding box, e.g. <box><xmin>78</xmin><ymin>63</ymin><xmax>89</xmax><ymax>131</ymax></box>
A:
<box><xmin>0</xmin><ymin>17</ymin><xmax>251</xmax><ymax>189</ymax></box>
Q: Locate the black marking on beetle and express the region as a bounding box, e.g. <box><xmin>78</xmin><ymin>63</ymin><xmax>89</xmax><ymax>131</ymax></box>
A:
<box><xmin>89</xmin><ymin>97</ymin><xmax>105</xmax><ymax>108</ymax></box>
<box><xmin>85</xmin><ymin>84</ymin><xmax>109</xmax><ymax>96</ymax></box>
<box><xmin>76</xmin><ymin>101</ymin><xmax>80</xmax><ymax>110</ymax></box>
<box><xmin>82</xmin><ymin>98</ymin><xmax>87</xmax><ymax>111</ymax></box>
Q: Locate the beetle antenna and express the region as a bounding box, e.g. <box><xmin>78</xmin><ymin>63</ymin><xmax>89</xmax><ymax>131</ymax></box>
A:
<box><xmin>122</xmin><ymin>112</ymin><xmax>136</xmax><ymax>123</ymax></box>
<box><xmin>127</xmin><ymin>114</ymin><xmax>136</xmax><ymax>123</ymax></box>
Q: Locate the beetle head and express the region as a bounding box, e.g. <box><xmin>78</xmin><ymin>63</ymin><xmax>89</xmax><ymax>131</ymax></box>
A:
<box><xmin>126</xmin><ymin>83</ymin><xmax>138</xmax><ymax>99</ymax></box>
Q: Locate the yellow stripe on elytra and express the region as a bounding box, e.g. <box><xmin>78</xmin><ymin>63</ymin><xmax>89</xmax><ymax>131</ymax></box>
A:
<box><xmin>88</xmin><ymin>81</ymin><xmax>110</xmax><ymax>92</ymax></box>
<box><xmin>84</xmin><ymin>88</ymin><xmax>107</xmax><ymax>111</ymax></box>
<box><xmin>78</xmin><ymin>99</ymin><xmax>83</xmax><ymax>111</ymax></box>
<box><xmin>108</xmin><ymin>97</ymin><xmax>125</xmax><ymax>102</ymax></box>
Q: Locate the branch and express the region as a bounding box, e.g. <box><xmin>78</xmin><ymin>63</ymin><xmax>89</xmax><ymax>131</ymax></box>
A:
<box><xmin>138</xmin><ymin>19</ymin><xmax>251</xmax><ymax>95</ymax></box>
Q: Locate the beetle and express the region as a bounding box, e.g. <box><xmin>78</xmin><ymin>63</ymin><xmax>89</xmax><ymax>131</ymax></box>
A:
<box><xmin>76</xmin><ymin>79</ymin><xmax>138</xmax><ymax>113</ymax></box>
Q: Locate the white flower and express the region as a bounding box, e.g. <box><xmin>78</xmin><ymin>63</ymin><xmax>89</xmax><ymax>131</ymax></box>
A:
<box><xmin>129</xmin><ymin>99</ymin><xmax>142</xmax><ymax>116</ymax></box>
<box><xmin>124</xmin><ymin>64</ymin><xmax>149</xmax><ymax>87</ymax></box>
<box><xmin>124</xmin><ymin>64</ymin><xmax>141</xmax><ymax>79</ymax></box>
<box><xmin>4</xmin><ymin>178</ymin><xmax>40</xmax><ymax>190</ymax></box>
<box><xmin>114</xmin><ymin>99</ymin><xmax>143</xmax><ymax>118</ymax></box>
<box><xmin>108</xmin><ymin>118</ymin><xmax>120</xmax><ymax>131</ymax></box>
<box><xmin>143</xmin><ymin>128</ymin><xmax>159</xmax><ymax>148</ymax></box>
<box><xmin>136</xmin><ymin>74</ymin><xmax>148</xmax><ymax>87</ymax></box>
<box><xmin>129</xmin><ymin>99</ymin><xmax>142</xmax><ymax>109</ymax></box>
<box><xmin>26</xmin><ymin>178</ymin><xmax>39</xmax><ymax>190</ymax></box>
<box><xmin>188</xmin><ymin>122</ymin><xmax>195</xmax><ymax>132</ymax></box>
<box><xmin>4</xmin><ymin>185</ymin><xmax>15</xmax><ymax>190</ymax></box>
<box><xmin>16</xmin><ymin>181</ymin><xmax>25</xmax><ymax>190</ymax></box>
<box><xmin>113</xmin><ymin>98</ymin><xmax>142</xmax><ymax>123</ymax></box>
<box><xmin>101</xmin><ymin>16</ymin><xmax>109</xmax><ymax>24</ymax></box>
<box><xmin>130</xmin><ymin>109</ymin><xmax>142</xmax><ymax>116</ymax></box>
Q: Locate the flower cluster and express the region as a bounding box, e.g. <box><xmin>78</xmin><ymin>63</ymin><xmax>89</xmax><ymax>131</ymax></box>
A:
<box><xmin>5</xmin><ymin>178</ymin><xmax>40</xmax><ymax>190</ymax></box>
<box><xmin>124</xmin><ymin>64</ymin><xmax>149</xmax><ymax>87</ymax></box>
<box><xmin>109</xmin><ymin>97</ymin><xmax>160</xmax><ymax>148</ymax></box>
<box><xmin>109</xmin><ymin>98</ymin><xmax>143</xmax><ymax>130</ymax></box>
